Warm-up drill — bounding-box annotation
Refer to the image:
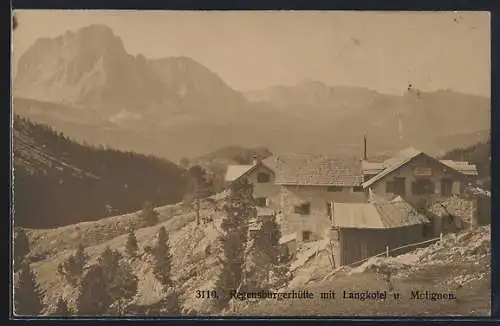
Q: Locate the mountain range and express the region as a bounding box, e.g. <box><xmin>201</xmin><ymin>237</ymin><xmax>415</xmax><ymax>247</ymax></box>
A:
<box><xmin>13</xmin><ymin>24</ymin><xmax>491</xmax><ymax>161</ymax></box>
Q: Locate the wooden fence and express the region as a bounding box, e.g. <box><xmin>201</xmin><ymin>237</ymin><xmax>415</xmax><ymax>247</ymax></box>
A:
<box><xmin>344</xmin><ymin>233</ymin><xmax>444</xmax><ymax>268</ymax></box>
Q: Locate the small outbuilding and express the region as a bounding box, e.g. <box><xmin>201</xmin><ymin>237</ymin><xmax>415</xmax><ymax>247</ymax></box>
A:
<box><xmin>329</xmin><ymin>199</ymin><xmax>431</xmax><ymax>266</ymax></box>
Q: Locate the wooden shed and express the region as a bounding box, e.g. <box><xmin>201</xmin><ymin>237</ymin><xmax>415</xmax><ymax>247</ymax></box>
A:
<box><xmin>332</xmin><ymin>199</ymin><xmax>431</xmax><ymax>266</ymax></box>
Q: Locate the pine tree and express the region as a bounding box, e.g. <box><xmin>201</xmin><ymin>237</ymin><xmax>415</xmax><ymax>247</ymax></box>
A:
<box><xmin>125</xmin><ymin>228</ymin><xmax>139</xmax><ymax>257</ymax></box>
<box><xmin>74</xmin><ymin>244</ymin><xmax>89</xmax><ymax>269</ymax></box>
<box><xmin>14</xmin><ymin>228</ymin><xmax>30</xmax><ymax>271</ymax></box>
<box><xmin>214</xmin><ymin>179</ymin><xmax>255</xmax><ymax>309</ymax></box>
<box><xmin>14</xmin><ymin>263</ymin><xmax>44</xmax><ymax>316</ymax></box>
<box><xmin>76</xmin><ymin>247</ymin><xmax>138</xmax><ymax>316</ymax></box>
<box><xmin>242</xmin><ymin>214</ymin><xmax>281</xmax><ymax>291</ymax></box>
<box><xmin>51</xmin><ymin>296</ymin><xmax>71</xmax><ymax>316</ymax></box>
<box><xmin>139</xmin><ymin>201</ymin><xmax>159</xmax><ymax>227</ymax></box>
<box><xmin>152</xmin><ymin>226</ymin><xmax>174</xmax><ymax>288</ymax></box>
<box><xmin>76</xmin><ymin>265</ymin><xmax>111</xmax><ymax>315</ymax></box>
<box><xmin>266</xmin><ymin>213</ymin><xmax>282</xmax><ymax>264</ymax></box>
<box><xmin>57</xmin><ymin>244</ymin><xmax>88</xmax><ymax>286</ymax></box>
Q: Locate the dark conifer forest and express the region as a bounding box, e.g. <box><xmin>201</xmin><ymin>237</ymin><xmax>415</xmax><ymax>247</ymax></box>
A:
<box><xmin>13</xmin><ymin>115</ymin><xmax>188</xmax><ymax>228</ymax></box>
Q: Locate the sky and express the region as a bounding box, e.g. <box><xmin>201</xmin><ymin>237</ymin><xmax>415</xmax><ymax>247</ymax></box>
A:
<box><xmin>12</xmin><ymin>10</ymin><xmax>491</xmax><ymax>97</ymax></box>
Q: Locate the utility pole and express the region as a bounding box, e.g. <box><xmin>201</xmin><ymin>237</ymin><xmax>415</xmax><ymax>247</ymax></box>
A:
<box><xmin>195</xmin><ymin>181</ymin><xmax>200</xmax><ymax>226</ymax></box>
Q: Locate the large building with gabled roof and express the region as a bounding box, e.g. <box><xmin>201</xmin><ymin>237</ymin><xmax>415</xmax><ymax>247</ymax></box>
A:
<box><xmin>361</xmin><ymin>147</ymin><xmax>478</xmax><ymax>209</ymax></box>
<box><xmin>224</xmin><ymin>145</ymin><xmax>480</xmax><ymax>255</ymax></box>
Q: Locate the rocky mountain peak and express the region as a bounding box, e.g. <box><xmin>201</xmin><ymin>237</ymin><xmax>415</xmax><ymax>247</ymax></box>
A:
<box><xmin>14</xmin><ymin>24</ymin><xmax>246</xmax><ymax>116</ymax></box>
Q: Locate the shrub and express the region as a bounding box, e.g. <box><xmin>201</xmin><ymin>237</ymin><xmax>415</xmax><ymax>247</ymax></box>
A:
<box><xmin>57</xmin><ymin>244</ymin><xmax>88</xmax><ymax>286</ymax></box>
<box><xmin>139</xmin><ymin>201</ymin><xmax>159</xmax><ymax>227</ymax></box>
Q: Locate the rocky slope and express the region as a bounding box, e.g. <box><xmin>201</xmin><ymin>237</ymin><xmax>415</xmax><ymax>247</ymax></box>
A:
<box><xmin>233</xmin><ymin>225</ymin><xmax>491</xmax><ymax>316</ymax></box>
<box><xmin>24</xmin><ymin>193</ymin><xmax>230</xmax><ymax>315</ymax></box>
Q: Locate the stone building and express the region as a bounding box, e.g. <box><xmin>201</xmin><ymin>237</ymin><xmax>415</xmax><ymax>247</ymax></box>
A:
<box><xmin>224</xmin><ymin>147</ymin><xmax>482</xmax><ymax>250</ymax></box>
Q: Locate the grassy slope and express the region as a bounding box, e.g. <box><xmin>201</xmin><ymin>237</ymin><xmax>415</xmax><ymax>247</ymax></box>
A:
<box><xmin>26</xmin><ymin>194</ymin><xmax>228</xmax><ymax>315</ymax></box>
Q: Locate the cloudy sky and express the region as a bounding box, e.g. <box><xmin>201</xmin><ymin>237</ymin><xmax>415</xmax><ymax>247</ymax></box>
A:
<box><xmin>12</xmin><ymin>10</ymin><xmax>490</xmax><ymax>97</ymax></box>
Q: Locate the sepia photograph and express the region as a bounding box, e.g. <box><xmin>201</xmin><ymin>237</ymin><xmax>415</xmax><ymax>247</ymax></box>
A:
<box><xmin>10</xmin><ymin>10</ymin><xmax>491</xmax><ymax>317</ymax></box>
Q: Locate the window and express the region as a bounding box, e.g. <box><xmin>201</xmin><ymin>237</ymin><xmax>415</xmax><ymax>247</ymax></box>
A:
<box><xmin>255</xmin><ymin>197</ymin><xmax>267</xmax><ymax>207</ymax></box>
<box><xmin>393</xmin><ymin>177</ymin><xmax>406</xmax><ymax>196</ymax></box>
<box><xmin>327</xmin><ymin>186</ymin><xmax>342</xmax><ymax>192</ymax></box>
<box><xmin>302</xmin><ymin>231</ymin><xmax>312</xmax><ymax>242</ymax></box>
<box><xmin>386</xmin><ymin>178</ymin><xmax>406</xmax><ymax>195</ymax></box>
<box><xmin>411</xmin><ymin>178</ymin><xmax>435</xmax><ymax>195</ymax></box>
<box><xmin>386</xmin><ymin>181</ymin><xmax>395</xmax><ymax>194</ymax></box>
<box><xmin>441</xmin><ymin>178</ymin><xmax>453</xmax><ymax>197</ymax></box>
<box><xmin>294</xmin><ymin>203</ymin><xmax>311</xmax><ymax>215</ymax></box>
<box><xmin>257</xmin><ymin>172</ymin><xmax>271</xmax><ymax>183</ymax></box>
<box><xmin>352</xmin><ymin>186</ymin><xmax>364</xmax><ymax>193</ymax></box>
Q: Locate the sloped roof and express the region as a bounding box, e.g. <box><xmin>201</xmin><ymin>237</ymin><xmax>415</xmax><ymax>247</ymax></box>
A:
<box><xmin>440</xmin><ymin>160</ymin><xmax>478</xmax><ymax>176</ymax></box>
<box><xmin>333</xmin><ymin>200</ymin><xmax>430</xmax><ymax>229</ymax></box>
<box><xmin>224</xmin><ymin>161</ymin><xmax>275</xmax><ymax>182</ymax></box>
<box><xmin>361</xmin><ymin>161</ymin><xmax>385</xmax><ymax>175</ymax></box>
<box><xmin>268</xmin><ymin>154</ymin><xmax>363</xmax><ymax>186</ymax></box>
<box><xmin>224</xmin><ymin>164</ymin><xmax>254</xmax><ymax>182</ymax></box>
<box><xmin>362</xmin><ymin>147</ymin><xmax>474</xmax><ymax>189</ymax></box>
<box><xmin>334</xmin><ymin>203</ymin><xmax>384</xmax><ymax>228</ymax></box>
<box><xmin>362</xmin><ymin>147</ymin><xmax>423</xmax><ymax>188</ymax></box>
<box><xmin>279</xmin><ymin>233</ymin><xmax>297</xmax><ymax>245</ymax></box>
<box><xmin>363</xmin><ymin>158</ymin><xmax>478</xmax><ymax>177</ymax></box>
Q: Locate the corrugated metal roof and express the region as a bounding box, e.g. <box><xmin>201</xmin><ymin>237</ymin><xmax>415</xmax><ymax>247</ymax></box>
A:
<box><xmin>333</xmin><ymin>200</ymin><xmax>429</xmax><ymax>229</ymax></box>
<box><xmin>224</xmin><ymin>164</ymin><xmax>254</xmax><ymax>182</ymax></box>
<box><xmin>333</xmin><ymin>203</ymin><xmax>384</xmax><ymax>228</ymax></box>
<box><xmin>270</xmin><ymin>154</ymin><xmax>363</xmax><ymax>186</ymax></box>
<box><xmin>279</xmin><ymin>233</ymin><xmax>297</xmax><ymax>245</ymax></box>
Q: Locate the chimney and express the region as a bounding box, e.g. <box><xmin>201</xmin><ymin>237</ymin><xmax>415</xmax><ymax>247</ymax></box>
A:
<box><xmin>252</xmin><ymin>154</ymin><xmax>259</xmax><ymax>165</ymax></box>
<box><xmin>363</xmin><ymin>135</ymin><xmax>367</xmax><ymax>161</ymax></box>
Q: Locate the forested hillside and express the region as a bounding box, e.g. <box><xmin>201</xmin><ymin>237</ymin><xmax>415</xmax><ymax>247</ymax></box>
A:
<box><xmin>13</xmin><ymin>116</ymin><xmax>187</xmax><ymax>228</ymax></box>
<box><xmin>441</xmin><ymin>139</ymin><xmax>491</xmax><ymax>189</ymax></box>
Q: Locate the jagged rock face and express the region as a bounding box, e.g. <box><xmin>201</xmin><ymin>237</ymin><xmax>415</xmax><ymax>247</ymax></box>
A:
<box><xmin>14</xmin><ymin>24</ymin><xmax>246</xmax><ymax>116</ymax></box>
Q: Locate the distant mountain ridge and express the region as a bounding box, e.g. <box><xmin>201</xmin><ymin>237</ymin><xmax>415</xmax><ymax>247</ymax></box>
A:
<box><xmin>13</xmin><ymin>24</ymin><xmax>491</xmax><ymax>161</ymax></box>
